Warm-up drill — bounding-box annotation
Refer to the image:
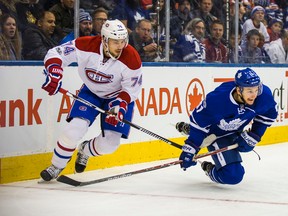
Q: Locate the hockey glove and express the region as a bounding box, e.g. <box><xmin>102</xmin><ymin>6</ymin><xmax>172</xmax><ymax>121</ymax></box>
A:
<box><xmin>42</xmin><ymin>64</ymin><xmax>63</xmax><ymax>96</ymax></box>
<box><xmin>105</xmin><ymin>98</ymin><xmax>128</xmax><ymax>127</ymax></box>
<box><xmin>175</xmin><ymin>122</ymin><xmax>190</xmax><ymax>135</ymax></box>
<box><xmin>179</xmin><ymin>140</ymin><xmax>199</xmax><ymax>171</ymax></box>
<box><xmin>236</xmin><ymin>131</ymin><xmax>260</xmax><ymax>152</ymax></box>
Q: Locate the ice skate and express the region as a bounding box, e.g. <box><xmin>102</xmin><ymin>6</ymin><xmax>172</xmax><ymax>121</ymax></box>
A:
<box><xmin>75</xmin><ymin>141</ymin><xmax>90</xmax><ymax>173</ymax></box>
<box><xmin>201</xmin><ymin>161</ymin><xmax>215</xmax><ymax>176</ymax></box>
<box><xmin>40</xmin><ymin>164</ymin><xmax>63</xmax><ymax>181</ymax></box>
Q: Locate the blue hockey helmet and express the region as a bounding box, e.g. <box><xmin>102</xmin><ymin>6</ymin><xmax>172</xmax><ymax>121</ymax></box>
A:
<box><xmin>235</xmin><ymin>68</ymin><xmax>263</xmax><ymax>95</ymax></box>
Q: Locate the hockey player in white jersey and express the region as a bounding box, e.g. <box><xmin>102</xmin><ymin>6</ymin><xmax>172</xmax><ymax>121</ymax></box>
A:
<box><xmin>176</xmin><ymin>68</ymin><xmax>278</xmax><ymax>185</ymax></box>
<box><xmin>40</xmin><ymin>19</ymin><xmax>142</xmax><ymax>181</ymax></box>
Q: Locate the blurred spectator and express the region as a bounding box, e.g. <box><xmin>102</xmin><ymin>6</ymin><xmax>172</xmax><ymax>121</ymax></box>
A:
<box><xmin>0</xmin><ymin>0</ymin><xmax>18</xmax><ymax>17</ymax></box>
<box><xmin>49</xmin><ymin>0</ymin><xmax>74</xmax><ymax>36</ymax></box>
<box><xmin>15</xmin><ymin>0</ymin><xmax>44</xmax><ymax>33</ymax></box>
<box><xmin>172</xmin><ymin>18</ymin><xmax>206</xmax><ymax>62</ymax></box>
<box><xmin>149</xmin><ymin>0</ymin><xmax>168</xmax><ymax>59</ymax></box>
<box><xmin>284</xmin><ymin>7</ymin><xmax>288</xmax><ymax>30</ymax></box>
<box><xmin>170</xmin><ymin>0</ymin><xmax>193</xmax><ymax>40</ymax></box>
<box><xmin>150</xmin><ymin>0</ymin><xmax>165</xmax><ymax>38</ymax></box>
<box><xmin>22</xmin><ymin>11</ymin><xmax>59</xmax><ymax>60</ymax></box>
<box><xmin>60</xmin><ymin>9</ymin><xmax>93</xmax><ymax>44</ymax></box>
<box><xmin>110</xmin><ymin>0</ymin><xmax>150</xmax><ymax>34</ymax></box>
<box><xmin>240</xmin><ymin>29</ymin><xmax>266</xmax><ymax>63</ymax></box>
<box><xmin>274</xmin><ymin>0</ymin><xmax>287</xmax><ymax>10</ymax></box>
<box><xmin>0</xmin><ymin>14</ymin><xmax>22</xmax><ymax>60</ymax></box>
<box><xmin>129</xmin><ymin>19</ymin><xmax>159</xmax><ymax>62</ymax></box>
<box><xmin>39</xmin><ymin>0</ymin><xmax>59</xmax><ymax>10</ymax></box>
<box><xmin>79</xmin><ymin>0</ymin><xmax>116</xmax><ymax>14</ymax></box>
<box><xmin>91</xmin><ymin>7</ymin><xmax>108</xmax><ymax>36</ymax></box>
<box><xmin>191</xmin><ymin>0</ymin><xmax>217</xmax><ymax>37</ymax></box>
<box><xmin>141</xmin><ymin>0</ymin><xmax>153</xmax><ymax>10</ymax></box>
<box><xmin>265</xmin><ymin>29</ymin><xmax>288</xmax><ymax>63</ymax></box>
<box><xmin>92</xmin><ymin>0</ymin><xmax>116</xmax><ymax>13</ymax></box>
<box><xmin>254</xmin><ymin>0</ymin><xmax>270</xmax><ymax>8</ymax></box>
<box><xmin>267</xmin><ymin>18</ymin><xmax>283</xmax><ymax>42</ymax></box>
<box><xmin>241</xmin><ymin>6</ymin><xmax>270</xmax><ymax>45</ymax></box>
<box><xmin>203</xmin><ymin>20</ymin><xmax>227</xmax><ymax>63</ymax></box>
<box><xmin>209</xmin><ymin>0</ymin><xmax>223</xmax><ymax>20</ymax></box>
<box><xmin>230</xmin><ymin>1</ymin><xmax>248</xmax><ymax>32</ymax></box>
<box><xmin>79</xmin><ymin>0</ymin><xmax>95</xmax><ymax>14</ymax></box>
<box><xmin>258</xmin><ymin>31</ymin><xmax>271</xmax><ymax>63</ymax></box>
<box><xmin>228</xmin><ymin>27</ymin><xmax>243</xmax><ymax>63</ymax></box>
<box><xmin>265</xmin><ymin>3</ymin><xmax>284</xmax><ymax>25</ymax></box>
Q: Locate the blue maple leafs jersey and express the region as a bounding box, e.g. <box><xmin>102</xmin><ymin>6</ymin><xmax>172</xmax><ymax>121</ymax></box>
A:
<box><xmin>188</xmin><ymin>81</ymin><xmax>278</xmax><ymax>147</ymax></box>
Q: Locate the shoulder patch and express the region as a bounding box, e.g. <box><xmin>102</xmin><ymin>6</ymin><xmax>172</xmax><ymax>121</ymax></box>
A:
<box><xmin>118</xmin><ymin>45</ymin><xmax>142</xmax><ymax>70</ymax></box>
<box><xmin>75</xmin><ymin>36</ymin><xmax>101</xmax><ymax>54</ymax></box>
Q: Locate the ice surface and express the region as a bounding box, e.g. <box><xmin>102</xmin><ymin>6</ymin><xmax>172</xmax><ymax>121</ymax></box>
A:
<box><xmin>1</xmin><ymin>143</ymin><xmax>288</xmax><ymax>216</ymax></box>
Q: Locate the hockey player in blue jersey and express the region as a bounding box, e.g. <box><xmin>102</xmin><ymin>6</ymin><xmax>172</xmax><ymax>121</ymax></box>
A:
<box><xmin>176</xmin><ymin>68</ymin><xmax>278</xmax><ymax>185</ymax></box>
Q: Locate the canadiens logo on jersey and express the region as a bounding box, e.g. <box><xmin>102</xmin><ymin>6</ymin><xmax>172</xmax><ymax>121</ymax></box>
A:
<box><xmin>85</xmin><ymin>68</ymin><xmax>114</xmax><ymax>83</ymax></box>
<box><xmin>218</xmin><ymin>118</ymin><xmax>247</xmax><ymax>131</ymax></box>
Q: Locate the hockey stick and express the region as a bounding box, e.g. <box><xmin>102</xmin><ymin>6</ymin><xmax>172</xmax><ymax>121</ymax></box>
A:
<box><xmin>193</xmin><ymin>143</ymin><xmax>238</xmax><ymax>159</ymax></box>
<box><xmin>59</xmin><ymin>88</ymin><xmax>183</xmax><ymax>149</ymax></box>
<box><xmin>57</xmin><ymin>160</ymin><xmax>182</xmax><ymax>186</ymax></box>
<box><xmin>56</xmin><ymin>143</ymin><xmax>238</xmax><ymax>186</ymax></box>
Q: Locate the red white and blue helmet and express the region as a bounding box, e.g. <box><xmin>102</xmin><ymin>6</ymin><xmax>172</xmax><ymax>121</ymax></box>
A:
<box><xmin>101</xmin><ymin>19</ymin><xmax>128</xmax><ymax>44</ymax></box>
<box><xmin>101</xmin><ymin>19</ymin><xmax>128</xmax><ymax>60</ymax></box>
<box><xmin>235</xmin><ymin>68</ymin><xmax>263</xmax><ymax>95</ymax></box>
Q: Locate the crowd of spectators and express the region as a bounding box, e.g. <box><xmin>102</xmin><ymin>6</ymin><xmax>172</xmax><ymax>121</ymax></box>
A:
<box><xmin>0</xmin><ymin>0</ymin><xmax>287</xmax><ymax>63</ymax></box>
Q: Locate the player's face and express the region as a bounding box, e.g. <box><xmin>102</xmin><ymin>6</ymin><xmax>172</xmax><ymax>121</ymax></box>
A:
<box><xmin>107</xmin><ymin>38</ymin><xmax>126</xmax><ymax>58</ymax></box>
<box><xmin>241</xmin><ymin>86</ymin><xmax>259</xmax><ymax>105</ymax></box>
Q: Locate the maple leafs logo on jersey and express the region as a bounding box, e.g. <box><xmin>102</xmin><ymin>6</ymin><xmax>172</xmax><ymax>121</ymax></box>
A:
<box><xmin>85</xmin><ymin>68</ymin><xmax>113</xmax><ymax>83</ymax></box>
<box><xmin>218</xmin><ymin>118</ymin><xmax>247</xmax><ymax>131</ymax></box>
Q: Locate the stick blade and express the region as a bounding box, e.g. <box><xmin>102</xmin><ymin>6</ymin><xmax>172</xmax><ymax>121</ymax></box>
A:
<box><xmin>57</xmin><ymin>175</ymin><xmax>82</xmax><ymax>187</ymax></box>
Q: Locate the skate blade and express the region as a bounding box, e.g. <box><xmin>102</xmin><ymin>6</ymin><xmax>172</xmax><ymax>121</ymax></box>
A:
<box><xmin>37</xmin><ymin>179</ymin><xmax>52</xmax><ymax>184</ymax></box>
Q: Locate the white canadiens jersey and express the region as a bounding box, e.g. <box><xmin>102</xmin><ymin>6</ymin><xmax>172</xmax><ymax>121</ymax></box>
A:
<box><xmin>44</xmin><ymin>36</ymin><xmax>142</xmax><ymax>102</ymax></box>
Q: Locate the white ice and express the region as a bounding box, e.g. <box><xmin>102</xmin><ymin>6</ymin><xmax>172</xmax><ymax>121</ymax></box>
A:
<box><xmin>1</xmin><ymin>143</ymin><xmax>288</xmax><ymax>216</ymax></box>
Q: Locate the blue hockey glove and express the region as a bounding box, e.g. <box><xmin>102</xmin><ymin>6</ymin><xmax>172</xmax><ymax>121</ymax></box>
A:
<box><xmin>42</xmin><ymin>64</ymin><xmax>63</xmax><ymax>96</ymax></box>
<box><xmin>236</xmin><ymin>131</ymin><xmax>261</xmax><ymax>152</ymax></box>
<box><xmin>179</xmin><ymin>140</ymin><xmax>199</xmax><ymax>171</ymax></box>
<box><xmin>105</xmin><ymin>98</ymin><xmax>128</xmax><ymax>126</ymax></box>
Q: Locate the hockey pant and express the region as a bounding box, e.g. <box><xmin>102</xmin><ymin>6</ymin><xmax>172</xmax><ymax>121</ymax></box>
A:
<box><xmin>206</xmin><ymin>136</ymin><xmax>245</xmax><ymax>185</ymax></box>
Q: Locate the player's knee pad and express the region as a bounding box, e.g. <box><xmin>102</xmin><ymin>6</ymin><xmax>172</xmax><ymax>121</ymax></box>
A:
<box><xmin>94</xmin><ymin>130</ymin><xmax>122</xmax><ymax>154</ymax></box>
<box><xmin>59</xmin><ymin>118</ymin><xmax>89</xmax><ymax>148</ymax></box>
<box><xmin>218</xmin><ymin>162</ymin><xmax>245</xmax><ymax>185</ymax></box>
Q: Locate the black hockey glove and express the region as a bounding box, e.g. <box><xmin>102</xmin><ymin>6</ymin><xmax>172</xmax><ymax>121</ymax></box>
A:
<box><xmin>175</xmin><ymin>122</ymin><xmax>190</xmax><ymax>135</ymax></box>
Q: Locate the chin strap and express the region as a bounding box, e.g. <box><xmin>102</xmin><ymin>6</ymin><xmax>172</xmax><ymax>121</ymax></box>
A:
<box><xmin>102</xmin><ymin>39</ymin><xmax>123</xmax><ymax>60</ymax></box>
